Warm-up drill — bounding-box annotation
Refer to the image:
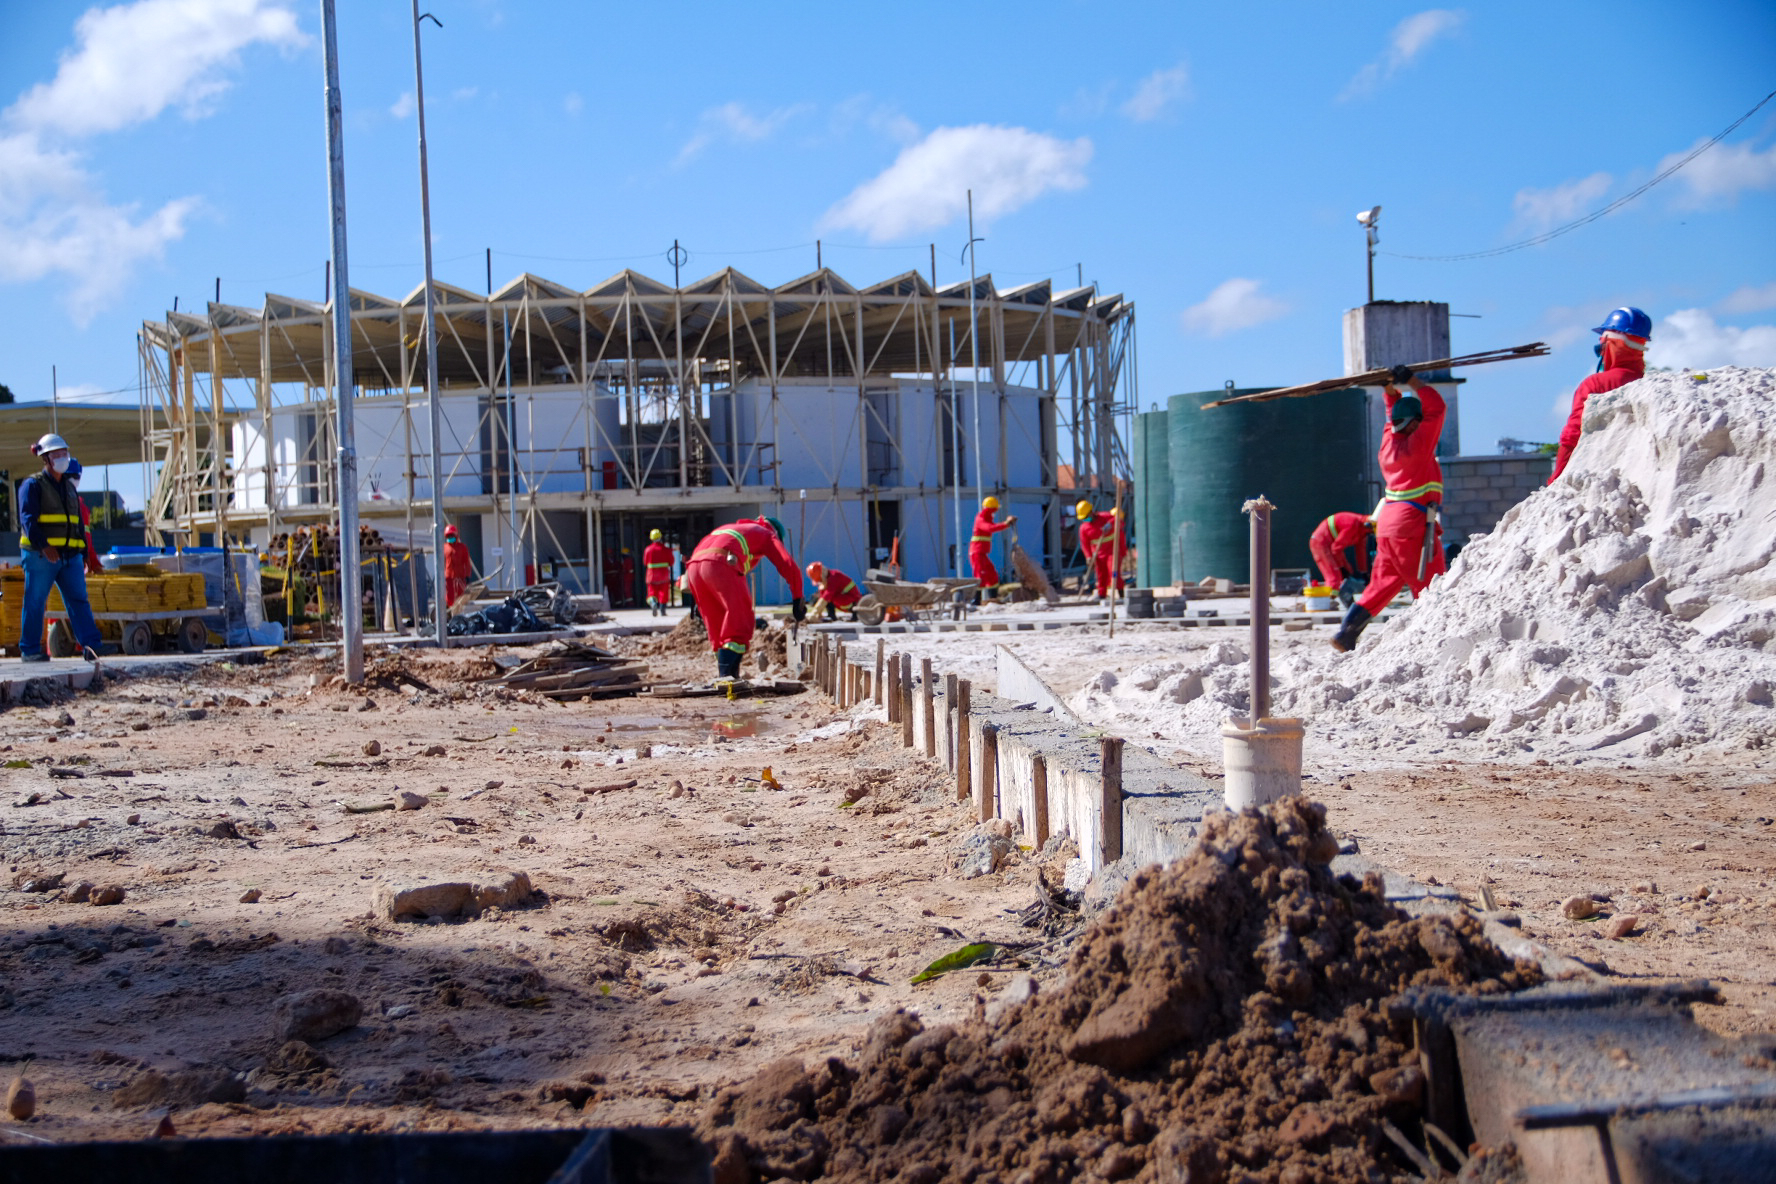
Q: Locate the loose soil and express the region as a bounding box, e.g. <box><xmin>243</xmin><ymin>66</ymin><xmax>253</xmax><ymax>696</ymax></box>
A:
<box><xmin>699</xmin><ymin>798</ymin><xmax>1540</xmax><ymax>1184</ymax></box>
<box><xmin>0</xmin><ymin>644</ymin><xmax>1029</xmax><ymax>1140</ymax></box>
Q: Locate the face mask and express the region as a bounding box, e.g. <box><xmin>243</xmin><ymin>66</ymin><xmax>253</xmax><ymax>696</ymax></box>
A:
<box><xmin>50</xmin><ymin>456</ymin><xmax>70</xmax><ymax>475</ymax></box>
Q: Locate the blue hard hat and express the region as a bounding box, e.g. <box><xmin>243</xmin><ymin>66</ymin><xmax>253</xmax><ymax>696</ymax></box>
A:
<box><xmin>1592</xmin><ymin>307</ymin><xmax>1652</xmax><ymax>339</ymax></box>
<box><xmin>65</xmin><ymin>458</ymin><xmax>82</xmax><ymax>479</ymax></box>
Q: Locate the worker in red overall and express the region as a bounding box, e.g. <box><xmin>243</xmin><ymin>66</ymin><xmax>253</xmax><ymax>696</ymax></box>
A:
<box><xmin>684</xmin><ymin>516</ymin><xmax>806</xmax><ymax>681</ymax></box>
<box><xmin>1551</xmin><ymin>307</ymin><xmax>1651</xmax><ymax>482</ymax></box>
<box><xmin>63</xmin><ymin>460</ymin><xmax>105</xmax><ymax>574</ymax></box>
<box><xmin>805</xmin><ymin>561</ymin><xmax>862</xmax><ymax>621</ymax></box>
<box><xmin>1332</xmin><ymin>366</ymin><xmax>1446</xmax><ymax>652</ymax></box>
<box><xmin>1075</xmin><ymin>500</ymin><xmax>1125</xmax><ymax>601</ymax></box>
<box><xmin>442</xmin><ymin>524</ymin><xmax>472</xmax><ymax>608</ymax></box>
<box><xmin>1308</xmin><ymin>511</ymin><xmax>1373</xmax><ymax>605</ymax></box>
<box><xmin>969</xmin><ymin>496</ymin><xmax>1016</xmax><ymax>599</ymax></box>
<box><xmin>642</xmin><ymin>529</ymin><xmax>675</xmax><ymax>616</ymax></box>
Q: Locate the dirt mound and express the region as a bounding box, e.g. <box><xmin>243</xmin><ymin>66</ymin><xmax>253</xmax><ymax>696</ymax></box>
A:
<box><xmin>699</xmin><ymin>799</ymin><xmax>1539</xmax><ymax>1183</ymax></box>
<box><xmin>633</xmin><ymin>613</ymin><xmax>709</xmax><ymax>657</ymax></box>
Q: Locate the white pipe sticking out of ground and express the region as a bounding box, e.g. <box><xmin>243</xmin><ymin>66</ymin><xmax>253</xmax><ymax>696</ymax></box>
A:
<box><xmin>1221</xmin><ymin>495</ymin><xmax>1304</xmax><ymax>807</ymax></box>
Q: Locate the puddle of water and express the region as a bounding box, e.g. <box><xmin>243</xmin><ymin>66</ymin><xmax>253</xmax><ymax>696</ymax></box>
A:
<box><xmin>711</xmin><ymin>715</ymin><xmax>766</xmax><ymax>738</ymax></box>
<box><xmin>609</xmin><ymin>717</ymin><xmax>675</xmax><ymax>731</ymax></box>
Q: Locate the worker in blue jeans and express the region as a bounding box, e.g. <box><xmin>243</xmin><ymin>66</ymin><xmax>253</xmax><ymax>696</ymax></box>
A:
<box><xmin>17</xmin><ymin>433</ymin><xmax>104</xmax><ymax>665</ymax></box>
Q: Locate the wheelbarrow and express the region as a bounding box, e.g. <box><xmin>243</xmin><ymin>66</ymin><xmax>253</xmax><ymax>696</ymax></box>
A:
<box><xmin>851</xmin><ymin>577</ymin><xmax>978</xmax><ymax>626</ymax></box>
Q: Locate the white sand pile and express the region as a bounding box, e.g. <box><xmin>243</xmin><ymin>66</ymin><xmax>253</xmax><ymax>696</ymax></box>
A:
<box><xmin>1073</xmin><ymin>367</ymin><xmax>1776</xmax><ymax>764</ymax></box>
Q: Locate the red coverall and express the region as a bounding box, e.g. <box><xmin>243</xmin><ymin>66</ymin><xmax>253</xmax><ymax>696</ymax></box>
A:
<box><xmin>642</xmin><ymin>540</ymin><xmax>674</xmax><ymax>607</ymax></box>
<box><xmin>684</xmin><ymin>520</ymin><xmax>804</xmax><ymax>658</ymax></box>
<box><xmin>969</xmin><ymin>507</ymin><xmax>1013</xmax><ymax>587</ymax></box>
<box><xmin>442</xmin><ymin>539</ymin><xmax>472</xmax><ymax>606</ymax></box>
<box><xmin>1356</xmin><ymin>384</ymin><xmax>1447</xmax><ymax>616</ymax></box>
<box><xmin>1550</xmin><ymin>340</ymin><xmax>1646</xmax><ymax>482</ymax></box>
<box><xmin>1078</xmin><ymin>512</ymin><xmax>1125</xmax><ymax>596</ymax></box>
<box><xmin>1308</xmin><ymin>512</ymin><xmax>1370</xmax><ymax>587</ymax></box>
<box><xmin>78</xmin><ymin>499</ymin><xmax>103</xmax><ymax>575</ymax></box>
<box><xmin>812</xmin><ymin>568</ymin><xmax>863</xmax><ymax>613</ymax></box>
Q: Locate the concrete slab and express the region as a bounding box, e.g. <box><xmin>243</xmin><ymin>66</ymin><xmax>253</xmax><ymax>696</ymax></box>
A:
<box><xmin>0</xmin><ymin>649</ymin><xmax>258</xmax><ymax>703</ymax></box>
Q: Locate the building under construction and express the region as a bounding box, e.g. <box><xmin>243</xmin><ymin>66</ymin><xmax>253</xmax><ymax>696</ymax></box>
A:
<box><xmin>137</xmin><ymin>267</ymin><xmax>1134</xmax><ymax>607</ymax></box>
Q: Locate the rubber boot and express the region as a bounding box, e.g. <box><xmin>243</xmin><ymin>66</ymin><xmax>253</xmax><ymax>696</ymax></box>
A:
<box><xmin>1329</xmin><ymin>604</ymin><xmax>1372</xmax><ymax>653</ymax></box>
<box><xmin>715</xmin><ymin>647</ymin><xmax>742</xmax><ymax>682</ymax></box>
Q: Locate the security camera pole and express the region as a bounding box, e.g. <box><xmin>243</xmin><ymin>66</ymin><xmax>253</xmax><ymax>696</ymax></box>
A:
<box><xmin>1358</xmin><ymin>205</ymin><xmax>1381</xmax><ymax>303</ymax></box>
<box><xmin>411</xmin><ymin>2</ymin><xmax>447</xmax><ymax>645</ymax></box>
<box><xmin>321</xmin><ymin>0</ymin><xmax>364</xmax><ymax>683</ymax></box>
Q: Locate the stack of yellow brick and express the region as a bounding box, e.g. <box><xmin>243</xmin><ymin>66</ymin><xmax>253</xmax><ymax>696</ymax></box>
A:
<box><xmin>0</xmin><ymin>569</ymin><xmax>207</xmax><ymax>646</ymax></box>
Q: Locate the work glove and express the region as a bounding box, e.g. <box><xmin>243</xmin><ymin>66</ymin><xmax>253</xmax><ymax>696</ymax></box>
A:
<box><xmin>791</xmin><ymin>597</ymin><xmax>807</xmax><ymax>622</ymax></box>
<box><xmin>1006</xmin><ymin>515</ymin><xmax>1019</xmax><ymax>527</ymax></box>
<box><xmin>1389</xmin><ymin>364</ymin><xmax>1415</xmax><ymax>386</ymax></box>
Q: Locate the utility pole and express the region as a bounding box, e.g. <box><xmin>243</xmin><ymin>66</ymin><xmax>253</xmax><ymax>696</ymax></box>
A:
<box><xmin>321</xmin><ymin>0</ymin><xmax>363</xmax><ymax>683</ymax></box>
<box><xmin>50</xmin><ymin>365</ymin><xmax>58</xmax><ymax>433</ymax></box>
<box><xmin>411</xmin><ymin>2</ymin><xmax>446</xmax><ymax>644</ymax></box>
<box><xmin>964</xmin><ymin>191</ymin><xmax>984</xmax><ymax>515</ymax></box>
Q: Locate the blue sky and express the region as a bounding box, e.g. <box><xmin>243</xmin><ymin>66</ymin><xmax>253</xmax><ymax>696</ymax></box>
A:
<box><xmin>3</xmin><ymin>1</ymin><xmax>1774</xmax><ymax>507</ymax></box>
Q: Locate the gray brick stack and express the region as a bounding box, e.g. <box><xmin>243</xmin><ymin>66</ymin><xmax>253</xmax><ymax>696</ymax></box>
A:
<box><xmin>1440</xmin><ymin>453</ymin><xmax>1554</xmax><ymax>548</ymax></box>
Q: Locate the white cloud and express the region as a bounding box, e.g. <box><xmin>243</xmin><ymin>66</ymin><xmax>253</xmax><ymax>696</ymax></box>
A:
<box><xmin>1342</xmin><ymin>9</ymin><xmax>1465</xmax><ymax>99</ymax></box>
<box><xmin>8</xmin><ymin>0</ymin><xmax>305</xmax><ymax>136</ymax></box>
<box><xmin>452</xmin><ymin>86</ymin><xmax>479</xmax><ymax>102</ymax></box>
<box><xmin>1511</xmin><ymin>171</ymin><xmax>1611</xmax><ymax>230</ymax></box>
<box><xmin>675</xmin><ymin>101</ymin><xmax>807</xmax><ymax>167</ymax></box>
<box><xmin>389</xmin><ymin>91</ymin><xmax>414</xmax><ymax>119</ymax></box>
<box><xmin>829</xmin><ymin>95</ymin><xmax>919</xmax><ymax>145</ymax></box>
<box><xmin>1660</xmin><ymin>136</ymin><xmax>1776</xmax><ymax>206</ymax></box>
<box><xmin>821</xmin><ymin>125</ymin><xmax>1092</xmax><ymax>242</ymax></box>
<box><xmin>1</xmin><ymin>0</ymin><xmax>302</xmax><ymax>322</ymax></box>
<box><xmin>1180</xmin><ymin>278</ymin><xmax>1288</xmax><ymax>338</ymax></box>
<box><xmin>1647</xmin><ymin>308</ymin><xmax>1776</xmax><ymax>370</ymax></box>
<box><xmin>1060</xmin><ymin>82</ymin><xmax>1115</xmax><ymax>121</ymax></box>
<box><xmin>0</xmin><ymin>131</ymin><xmax>197</xmax><ymax>323</ymax></box>
<box><xmin>1718</xmin><ymin>282</ymin><xmax>1776</xmax><ymax>315</ymax></box>
<box><xmin>564</xmin><ymin>92</ymin><xmax>583</xmax><ymax>117</ymax></box>
<box><xmin>1121</xmin><ymin>63</ymin><xmax>1191</xmax><ymax>122</ymax></box>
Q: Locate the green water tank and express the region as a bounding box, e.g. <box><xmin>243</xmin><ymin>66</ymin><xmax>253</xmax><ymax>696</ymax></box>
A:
<box><xmin>1132</xmin><ymin>410</ymin><xmax>1171</xmax><ymax>587</ymax></box>
<box><xmin>1167</xmin><ymin>387</ymin><xmax>1368</xmax><ymax>583</ymax></box>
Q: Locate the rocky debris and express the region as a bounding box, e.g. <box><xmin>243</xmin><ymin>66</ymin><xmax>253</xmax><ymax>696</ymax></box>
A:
<box><xmin>362</xmin><ymin>739</ymin><xmax>382</xmax><ymax>756</ymax></box>
<box><xmin>1562</xmin><ymin>894</ymin><xmax>1600</xmax><ymax>921</ymax></box>
<box><xmin>422</xmin><ymin>744</ymin><xmax>446</xmax><ymax>757</ymax></box>
<box><xmin>206</xmin><ymin>820</ymin><xmax>242</xmax><ymax>840</ymax></box>
<box><xmin>113</xmin><ymin>1066</ymin><xmax>245</xmax><ymax>1109</ymax></box>
<box><xmin>952</xmin><ymin>820</ymin><xmax>1016</xmax><ymax>880</ymax></box>
<box><xmin>271</xmin><ymin>989</ymin><xmax>362</xmax><ymax>1043</ymax></box>
<box><xmin>699</xmin><ymin>798</ymin><xmax>1539</xmax><ymax>1184</ymax></box>
<box><xmin>395</xmin><ymin>790</ymin><xmax>429</xmax><ymax>811</ymax></box>
<box><xmin>18</xmin><ymin>872</ymin><xmax>66</xmax><ymax>894</ymax></box>
<box><xmin>265</xmin><ymin>1040</ymin><xmax>331</xmax><ymax>1075</ymax></box>
<box><xmin>66</xmin><ymin>881</ymin><xmax>94</xmax><ymax>903</ymax></box>
<box><xmin>240</xmin><ymin>889</ymin><xmax>262</xmax><ymax>904</ymax></box>
<box><xmin>374</xmin><ymin>871</ymin><xmax>532</xmax><ymax>922</ymax></box>
<box><xmin>6</xmin><ymin>1075</ymin><xmax>35</xmax><ymax>1120</ymax></box>
<box><xmin>1606</xmin><ymin>914</ymin><xmax>1640</xmax><ymax>940</ymax></box>
<box><xmin>90</xmin><ymin>884</ymin><xmax>126</xmax><ymax>906</ymax></box>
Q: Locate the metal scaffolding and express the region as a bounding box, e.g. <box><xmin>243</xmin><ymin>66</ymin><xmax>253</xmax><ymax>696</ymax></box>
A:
<box><xmin>137</xmin><ymin>265</ymin><xmax>1135</xmax><ymax>599</ymax></box>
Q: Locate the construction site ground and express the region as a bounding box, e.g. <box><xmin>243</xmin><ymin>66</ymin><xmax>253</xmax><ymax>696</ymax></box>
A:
<box><xmin>0</xmin><ymin>619</ymin><xmax>1770</xmax><ymax>1146</ymax></box>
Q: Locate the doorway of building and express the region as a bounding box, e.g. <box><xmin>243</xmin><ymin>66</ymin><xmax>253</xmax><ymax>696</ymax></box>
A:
<box><xmin>600</xmin><ymin>511</ymin><xmax>716</xmax><ymax>608</ymax></box>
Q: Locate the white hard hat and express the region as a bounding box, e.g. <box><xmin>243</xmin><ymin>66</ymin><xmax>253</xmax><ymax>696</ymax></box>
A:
<box><xmin>33</xmin><ymin>433</ymin><xmax>68</xmax><ymax>456</ymax></box>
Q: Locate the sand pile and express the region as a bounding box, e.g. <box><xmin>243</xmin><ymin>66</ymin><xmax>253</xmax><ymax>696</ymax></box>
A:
<box><xmin>699</xmin><ymin>799</ymin><xmax>1537</xmax><ymax>1183</ymax></box>
<box><xmin>633</xmin><ymin>612</ymin><xmax>709</xmax><ymax>657</ymax></box>
<box><xmin>1075</xmin><ymin>367</ymin><xmax>1776</xmax><ymax>763</ymax></box>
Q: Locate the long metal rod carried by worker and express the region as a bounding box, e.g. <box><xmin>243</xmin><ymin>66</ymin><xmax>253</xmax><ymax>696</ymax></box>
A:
<box><xmin>1200</xmin><ymin>342</ymin><xmax>1551</xmax><ymax>408</ymax></box>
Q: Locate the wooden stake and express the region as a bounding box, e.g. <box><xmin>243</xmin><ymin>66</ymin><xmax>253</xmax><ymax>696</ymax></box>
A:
<box><xmin>901</xmin><ymin>654</ymin><xmax>914</xmax><ymax>748</ymax></box>
<box><xmin>1099</xmin><ymin>736</ymin><xmax>1124</xmax><ymax>864</ymax></box>
<box><xmin>920</xmin><ymin>658</ymin><xmax>935</xmax><ymax>758</ymax></box>
<box><xmin>979</xmin><ymin>724</ymin><xmax>998</xmax><ymax>822</ymax></box>
<box><xmin>874</xmin><ymin>637</ymin><xmax>885</xmax><ymax>706</ymax></box>
<box><xmin>943</xmin><ymin>672</ymin><xmax>958</xmax><ymax>769</ymax></box>
<box><xmin>886</xmin><ymin>653</ymin><xmax>900</xmax><ymax>723</ymax></box>
<box><xmin>955</xmin><ymin>679</ymin><xmax>972</xmax><ymax>804</ymax></box>
<box><xmin>1032</xmin><ymin>753</ymin><xmax>1049</xmax><ymax>848</ymax></box>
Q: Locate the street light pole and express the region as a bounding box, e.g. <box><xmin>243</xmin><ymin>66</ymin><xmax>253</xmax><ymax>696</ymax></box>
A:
<box><xmin>320</xmin><ymin>0</ymin><xmax>363</xmax><ymax>683</ymax></box>
<box><xmin>411</xmin><ymin>2</ymin><xmax>446</xmax><ymax>645</ymax></box>
<box><xmin>964</xmin><ymin>190</ymin><xmax>984</xmax><ymax>515</ymax></box>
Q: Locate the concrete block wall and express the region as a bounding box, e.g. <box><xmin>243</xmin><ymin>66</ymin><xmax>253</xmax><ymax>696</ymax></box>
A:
<box><xmin>805</xmin><ymin>635</ymin><xmax>1218</xmax><ymax>875</ymax></box>
<box><xmin>1441</xmin><ymin>453</ymin><xmax>1553</xmax><ymax>547</ymax></box>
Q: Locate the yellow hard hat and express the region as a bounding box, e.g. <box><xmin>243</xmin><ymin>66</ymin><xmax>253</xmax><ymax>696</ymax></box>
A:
<box><xmin>1108</xmin><ymin>507</ymin><xmax>1122</xmax><ymax>517</ymax></box>
<box><xmin>1075</xmin><ymin>500</ymin><xmax>1094</xmax><ymax>520</ymax></box>
<box><xmin>982</xmin><ymin>496</ymin><xmax>1000</xmax><ymax>511</ymax></box>
<box><xmin>649</xmin><ymin>528</ymin><xmax>662</xmax><ymax>541</ymax></box>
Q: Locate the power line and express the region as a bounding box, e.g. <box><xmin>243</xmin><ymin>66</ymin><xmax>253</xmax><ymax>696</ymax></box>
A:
<box><xmin>1386</xmin><ymin>86</ymin><xmax>1776</xmax><ymax>262</ymax></box>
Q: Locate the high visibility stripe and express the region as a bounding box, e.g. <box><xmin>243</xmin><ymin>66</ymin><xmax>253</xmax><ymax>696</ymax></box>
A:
<box><xmin>970</xmin><ymin>534</ymin><xmax>991</xmax><ymax>544</ymax></box>
<box><xmin>36</xmin><ymin>514</ymin><xmax>75</xmax><ymax>523</ymax></box>
<box><xmin>839</xmin><ymin>580</ymin><xmax>857</xmax><ymax>596</ymax></box>
<box><xmin>645</xmin><ymin>562</ymin><xmax>670</xmax><ymax>570</ymax></box>
<box><xmin>693</xmin><ymin>527</ymin><xmax>755</xmax><ymax>571</ymax></box>
<box><xmin>1385</xmin><ymin>481</ymin><xmax>1443</xmax><ymax>500</ymax></box>
<box><xmin>1322</xmin><ymin>515</ymin><xmax>1338</xmax><ymax>540</ymax></box>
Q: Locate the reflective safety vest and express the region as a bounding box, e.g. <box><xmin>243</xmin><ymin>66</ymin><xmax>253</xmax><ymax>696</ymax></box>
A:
<box><xmin>29</xmin><ymin>476</ymin><xmax>81</xmax><ymax>549</ymax></box>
